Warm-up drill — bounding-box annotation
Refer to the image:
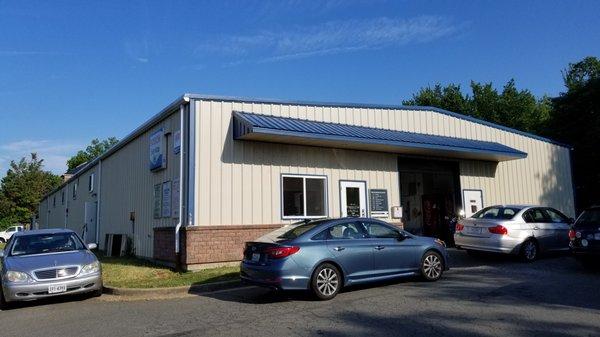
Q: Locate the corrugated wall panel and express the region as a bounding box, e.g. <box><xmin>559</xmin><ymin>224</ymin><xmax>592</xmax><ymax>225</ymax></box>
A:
<box><xmin>195</xmin><ymin>99</ymin><xmax>575</xmax><ymax>223</ymax></box>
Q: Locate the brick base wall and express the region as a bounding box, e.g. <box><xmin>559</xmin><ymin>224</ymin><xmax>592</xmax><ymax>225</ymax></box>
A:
<box><xmin>153</xmin><ymin>227</ymin><xmax>177</xmax><ymax>264</ymax></box>
<box><xmin>181</xmin><ymin>224</ymin><xmax>282</xmax><ymax>267</ymax></box>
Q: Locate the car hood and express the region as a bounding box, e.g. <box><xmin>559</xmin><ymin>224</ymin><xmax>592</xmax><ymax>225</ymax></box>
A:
<box><xmin>4</xmin><ymin>250</ymin><xmax>97</xmax><ymax>272</ymax></box>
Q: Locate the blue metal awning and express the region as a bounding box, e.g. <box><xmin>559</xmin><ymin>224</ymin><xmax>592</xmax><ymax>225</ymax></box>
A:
<box><xmin>232</xmin><ymin>111</ymin><xmax>527</xmax><ymax>162</ymax></box>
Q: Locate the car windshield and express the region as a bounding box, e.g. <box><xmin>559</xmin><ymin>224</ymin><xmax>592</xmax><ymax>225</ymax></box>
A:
<box><xmin>472</xmin><ymin>207</ymin><xmax>521</xmax><ymax>220</ymax></box>
<box><xmin>10</xmin><ymin>233</ymin><xmax>85</xmax><ymax>256</ymax></box>
<box><xmin>575</xmin><ymin>208</ymin><xmax>600</xmax><ymax>228</ymax></box>
<box><xmin>277</xmin><ymin>219</ymin><xmax>330</xmax><ymax>240</ymax></box>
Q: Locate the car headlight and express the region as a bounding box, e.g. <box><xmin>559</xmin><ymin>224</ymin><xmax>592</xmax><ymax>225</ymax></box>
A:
<box><xmin>80</xmin><ymin>261</ymin><xmax>100</xmax><ymax>275</ymax></box>
<box><xmin>6</xmin><ymin>270</ymin><xmax>30</xmax><ymax>283</ymax></box>
<box><xmin>435</xmin><ymin>239</ymin><xmax>446</xmax><ymax>247</ymax></box>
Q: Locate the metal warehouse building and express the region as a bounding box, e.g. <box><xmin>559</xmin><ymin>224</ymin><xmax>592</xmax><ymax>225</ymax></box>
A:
<box><xmin>38</xmin><ymin>94</ymin><xmax>575</xmax><ymax>270</ymax></box>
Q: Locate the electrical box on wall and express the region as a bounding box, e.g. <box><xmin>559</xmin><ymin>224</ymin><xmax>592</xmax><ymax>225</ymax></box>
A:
<box><xmin>391</xmin><ymin>206</ymin><xmax>403</xmax><ymax>219</ymax></box>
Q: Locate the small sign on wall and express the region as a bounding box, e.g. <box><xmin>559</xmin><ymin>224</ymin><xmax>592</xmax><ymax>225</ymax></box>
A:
<box><xmin>172</xmin><ymin>177</ymin><xmax>180</xmax><ymax>219</ymax></box>
<box><xmin>153</xmin><ymin>184</ymin><xmax>162</xmax><ymax>219</ymax></box>
<box><xmin>391</xmin><ymin>206</ymin><xmax>403</xmax><ymax>219</ymax></box>
<box><xmin>173</xmin><ymin>130</ymin><xmax>181</xmax><ymax>155</ymax></box>
<box><xmin>149</xmin><ymin>128</ymin><xmax>167</xmax><ymax>171</ymax></box>
<box><xmin>369</xmin><ymin>189</ymin><xmax>389</xmax><ymax>218</ymax></box>
<box><xmin>162</xmin><ymin>181</ymin><xmax>172</xmax><ymax>218</ymax></box>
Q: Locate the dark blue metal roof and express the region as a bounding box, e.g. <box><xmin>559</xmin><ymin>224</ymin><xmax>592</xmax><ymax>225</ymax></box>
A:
<box><xmin>233</xmin><ymin>111</ymin><xmax>527</xmax><ymax>162</ymax></box>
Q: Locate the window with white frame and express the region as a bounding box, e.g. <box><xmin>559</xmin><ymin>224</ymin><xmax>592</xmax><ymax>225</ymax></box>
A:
<box><xmin>88</xmin><ymin>173</ymin><xmax>94</xmax><ymax>192</ymax></box>
<box><xmin>281</xmin><ymin>174</ymin><xmax>327</xmax><ymax>219</ymax></box>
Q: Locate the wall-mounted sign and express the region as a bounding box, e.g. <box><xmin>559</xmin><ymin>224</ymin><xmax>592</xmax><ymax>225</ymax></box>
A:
<box><xmin>369</xmin><ymin>189</ymin><xmax>389</xmax><ymax>218</ymax></box>
<box><xmin>172</xmin><ymin>177</ymin><xmax>180</xmax><ymax>219</ymax></box>
<box><xmin>153</xmin><ymin>184</ymin><xmax>161</xmax><ymax>219</ymax></box>
<box><xmin>149</xmin><ymin>128</ymin><xmax>167</xmax><ymax>171</ymax></box>
<box><xmin>162</xmin><ymin>181</ymin><xmax>171</xmax><ymax>218</ymax></box>
<box><xmin>173</xmin><ymin>130</ymin><xmax>181</xmax><ymax>155</ymax></box>
<box><xmin>391</xmin><ymin>206</ymin><xmax>403</xmax><ymax>219</ymax></box>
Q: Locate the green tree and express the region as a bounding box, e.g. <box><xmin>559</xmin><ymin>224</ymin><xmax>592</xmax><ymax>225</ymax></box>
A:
<box><xmin>403</xmin><ymin>80</ymin><xmax>551</xmax><ymax>133</ymax></box>
<box><xmin>545</xmin><ymin>56</ymin><xmax>600</xmax><ymax>210</ymax></box>
<box><xmin>0</xmin><ymin>153</ymin><xmax>61</xmax><ymax>228</ymax></box>
<box><xmin>562</xmin><ymin>56</ymin><xmax>600</xmax><ymax>91</ymax></box>
<box><xmin>67</xmin><ymin>137</ymin><xmax>119</xmax><ymax>170</ymax></box>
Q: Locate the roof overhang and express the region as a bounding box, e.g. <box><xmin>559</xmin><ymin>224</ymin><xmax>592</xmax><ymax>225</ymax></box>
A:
<box><xmin>232</xmin><ymin>111</ymin><xmax>527</xmax><ymax>162</ymax></box>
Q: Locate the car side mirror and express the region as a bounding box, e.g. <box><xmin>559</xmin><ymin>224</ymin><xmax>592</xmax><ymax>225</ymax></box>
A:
<box><xmin>396</xmin><ymin>232</ymin><xmax>407</xmax><ymax>241</ymax></box>
<box><xmin>568</xmin><ymin>218</ymin><xmax>575</xmax><ymax>224</ymax></box>
<box><xmin>87</xmin><ymin>243</ymin><xmax>98</xmax><ymax>250</ymax></box>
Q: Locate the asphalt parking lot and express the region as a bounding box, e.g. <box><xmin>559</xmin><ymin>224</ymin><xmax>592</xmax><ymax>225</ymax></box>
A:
<box><xmin>1</xmin><ymin>249</ymin><xmax>599</xmax><ymax>337</ymax></box>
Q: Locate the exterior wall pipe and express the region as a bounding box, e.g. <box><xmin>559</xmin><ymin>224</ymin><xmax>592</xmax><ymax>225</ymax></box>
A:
<box><xmin>95</xmin><ymin>160</ymin><xmax>102</xmax><ymax>244</ymax></box>
<box><xmin>175</xmin><ymin>101</ymin><xmax>187</xmax><ymax>269</ymax></box>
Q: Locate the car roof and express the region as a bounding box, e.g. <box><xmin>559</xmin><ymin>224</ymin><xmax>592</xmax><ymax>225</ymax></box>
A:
<box><xmin>12</xmin><ymin>228</ymin><xmax>75</xmax><ymax>237</ymax></box>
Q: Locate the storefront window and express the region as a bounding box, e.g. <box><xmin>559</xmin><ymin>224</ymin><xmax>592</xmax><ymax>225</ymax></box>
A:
<box><xmin>282</xmin><ymin>175</ymin><xmax>327</xmax><ymax>219</ymax></box>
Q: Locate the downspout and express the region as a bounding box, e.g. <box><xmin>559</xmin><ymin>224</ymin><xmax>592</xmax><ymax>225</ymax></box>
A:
<box><xmin>175</xmin><ymin>101</ymin><xmax>187</xmax><ymax>270</ymax></box>
<box><xmin>95</xmin><ymin>160</ymin><xmax>102</xmax><ymax>244</ymax></box>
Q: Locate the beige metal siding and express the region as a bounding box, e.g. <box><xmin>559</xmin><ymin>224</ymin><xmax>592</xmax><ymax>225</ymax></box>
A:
<box><xmin>99</xmin><ymin>110</ymin><xmax>181</xmax><ymax>258</ymax></box>
<box><xmin>194</xmin><ymin>99</ymin><xmax>575</xmax><ymax>226</ymax></box>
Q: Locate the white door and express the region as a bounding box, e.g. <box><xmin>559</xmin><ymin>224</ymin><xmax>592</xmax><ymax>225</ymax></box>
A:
<box><xmin>340</xmin><ymin>181</ymin><xmax>367</xmax><ymax>218</ymax></box>
<box><xmin>463</xmin><ymin>190</ymin><xmax>483</xmax><ymax>218</ymax></box>
<box><xmin>84</xmin><ymin>202</ymin><xmax>97</xmax><ymax>244</ymax></box>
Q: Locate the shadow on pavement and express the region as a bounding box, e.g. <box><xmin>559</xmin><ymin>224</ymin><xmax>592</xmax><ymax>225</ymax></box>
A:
<box><xmin>1</xmin><ymin>291</ymin><xmax>98</xmax><ymax>311</ymax></box>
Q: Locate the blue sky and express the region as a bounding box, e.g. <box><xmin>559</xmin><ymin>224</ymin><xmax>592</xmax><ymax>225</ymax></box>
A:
<box><xmin>0</xmin><ymin>0</ymin><xmax>599</xmax><ymax>176</ymax></box>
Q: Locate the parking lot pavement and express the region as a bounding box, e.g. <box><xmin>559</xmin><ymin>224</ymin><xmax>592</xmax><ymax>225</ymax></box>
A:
<box><xmin>1</xmin><ymin>249</ymin><xmax>599</xmax><ymax>337</ymax></box>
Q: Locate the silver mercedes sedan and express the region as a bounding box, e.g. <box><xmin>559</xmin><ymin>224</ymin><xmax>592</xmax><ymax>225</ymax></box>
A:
<box><xmin>454</xmin><ymin>205</ymin><xmax>573</xmax><ymax>261</ymax></box>
<box><xmin>0</xmin><ymin>229</ymin><xmax>102</xmax><ymax>307</ymax></box>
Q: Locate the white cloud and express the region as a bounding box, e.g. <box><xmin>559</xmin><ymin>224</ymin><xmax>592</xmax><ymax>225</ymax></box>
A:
<box><xmin>0</xmin><ymin>140</ymin><xmax>82</xmax><ymax>178</ymax></box>
<box><xmin>195</xmin><ymin>16</ymin><xmax>461</xmax><ymax>64</ymax></box>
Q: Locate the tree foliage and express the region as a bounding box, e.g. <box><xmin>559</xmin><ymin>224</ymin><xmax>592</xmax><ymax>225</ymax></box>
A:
<box><xmin>403</xmin><ymin>80</ymin><xmax>551</xmax><ymax>134</ymax></box>
<box><xmin>67</xmin><ymin>137</ymin><xmax>119</xmax><ymax>170</ymax></box>
<box><xmin>0</xmin><ymin>154</ymin><xmax>61</xmax><ymax>229</ymax></box>
<box><xmin>546</xmin><ymin>57</ymin><xmax>600</xmax><ymax>209</ymax></box>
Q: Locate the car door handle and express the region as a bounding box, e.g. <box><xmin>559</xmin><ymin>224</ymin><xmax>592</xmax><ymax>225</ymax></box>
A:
<box><xmin>533</xmin><ymin>227</ymin><xmax>539</xmax><ymax>230</ymax></box>
<box><xmin>375</xmin><ymin>245</ymin><xmax>385</xmax><ymax>250</ymax></box>
<box><xmin>334</xmin><ymin>246</ymin><xmax>345</xmax><ymax>251</ymax></box>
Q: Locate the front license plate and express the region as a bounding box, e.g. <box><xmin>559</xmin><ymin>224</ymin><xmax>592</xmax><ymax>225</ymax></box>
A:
<box><xmin>467</xmin><ymin>227</ymin><xmax>483</xmax><ymax>235</ymax></box>
<box><xmin>48</xmin><ymin>284</ymin><xmax>67</xmax><ymax>294</ymax></box>
<box><xmin>251</xmin><ymin>253</ymin><xmax>261</xmax><ymax>262</ymax></box>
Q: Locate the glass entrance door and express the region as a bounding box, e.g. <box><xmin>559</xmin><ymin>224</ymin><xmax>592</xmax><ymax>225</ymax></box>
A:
<box><xmin>340</xmin><ymin>181</ymin><xmax>367</xmax><ymax>217</ymax></box>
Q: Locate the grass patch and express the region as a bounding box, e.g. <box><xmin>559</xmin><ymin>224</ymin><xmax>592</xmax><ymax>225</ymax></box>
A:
<box><xmin>98</xmin><ymin>255</ymin><xmax>239</xmax><ymax>288</ymax></box>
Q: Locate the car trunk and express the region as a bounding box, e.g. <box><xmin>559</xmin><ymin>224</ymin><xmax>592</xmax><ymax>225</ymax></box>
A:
<box><xmin>459</xmin><ymin>218</ymin><xmax>506</xmax><ymax>238</ymax></box>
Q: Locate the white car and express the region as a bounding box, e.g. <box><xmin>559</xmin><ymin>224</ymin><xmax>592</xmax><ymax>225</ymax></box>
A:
<box><xmin>0</xmin><ymin>225</ymin><xmax>24</xmax><ymax>243</ymax></box>
<box><xmin>454</xmin><ymin>205</ymin><xmax>573</xmax><ymax>261</ymax></box>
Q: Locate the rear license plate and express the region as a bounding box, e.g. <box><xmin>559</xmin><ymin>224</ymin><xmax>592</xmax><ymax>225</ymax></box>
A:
<box><xmin>467</xmin><ymin>227</ymin><xmax>483</xmax><ymax>235</ymax></box>
<box><xmin>48</xmin><ymin>284</ymin><xmax>67</xmax><ymax>294</ymax></box>
<box><xmin>251</xmin><ymin>253</ymin><xmax>261</xmax><ymax>262</ymax></box>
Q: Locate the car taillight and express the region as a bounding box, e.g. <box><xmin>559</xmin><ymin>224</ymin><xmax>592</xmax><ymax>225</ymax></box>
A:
<box><xmin>455</xmin><ymin>223</ymin><xmax>464</xmax><ymax>231</ymax></box>
<box><xmin>568</xmin><ymin>229</ymin><xmax>576</xmax><ymax>240</ymax></box>
<box><xmin>264</xmin><ymin>246</ymin><xmax>300</xmax><ymax>259</ymax></box>
<box><xmin>488</xmin><ymin>225</ymin><xmax>508</xmax><ymax>235</ymax></box>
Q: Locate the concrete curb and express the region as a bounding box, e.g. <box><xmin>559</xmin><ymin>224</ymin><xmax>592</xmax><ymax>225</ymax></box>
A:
<box><xmin>102</xmin><ymin>279</ymin><xmax>242</xmax><ymax>298</ymax></box>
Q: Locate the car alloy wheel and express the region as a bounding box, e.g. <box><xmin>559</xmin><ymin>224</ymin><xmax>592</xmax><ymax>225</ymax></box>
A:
<box><xmin>521</xmin><ymin>240</ymin><xmax>538</xmax><ymax>262</ymax></box>
<box><xmin>421</xmin><ymin>252</ymin><xmax>443</xmax><ymax>281</ymax></box>
<box><xmin>311</xmin><ymin>263</ymin><xmax>341</xmax><ymax>300</ymax></box>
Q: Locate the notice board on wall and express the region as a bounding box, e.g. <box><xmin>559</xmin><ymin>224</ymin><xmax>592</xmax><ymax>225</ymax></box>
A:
<box><xmin>369</xmin><ymin>189</ymin><xmax>389</xmax><ymax>218</ymax></box>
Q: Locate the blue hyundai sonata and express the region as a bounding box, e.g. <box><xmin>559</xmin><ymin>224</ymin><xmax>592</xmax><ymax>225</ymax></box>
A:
<box><xmin>240</xmin><ymin>218</ymin><xmax>449</xmax><ymax>300</ymax></box>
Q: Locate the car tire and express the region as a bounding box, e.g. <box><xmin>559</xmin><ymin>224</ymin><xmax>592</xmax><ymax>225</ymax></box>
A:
<box><xmin>0</xmin><ymin>238</ymin><xmax>5</xmax><ymax>243</ymax></box>
<box><xmin>0</xmin><ymin>289</ymin><xmax>9</xmax><ymax>310</ymax></box>
<box><xmin>311</xmin><ymin>263</ymin><xmax>341</xmax><ymax>300</ymax></box>
<box><xmin>520</xmin><ymin>239</ymin><xmax>538</xmax><ymax>262</ymax></box>
<box><xmin>421</xmin><ymin>251</ymin><xmax>444</xmax><ymax>281</ymax></box>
